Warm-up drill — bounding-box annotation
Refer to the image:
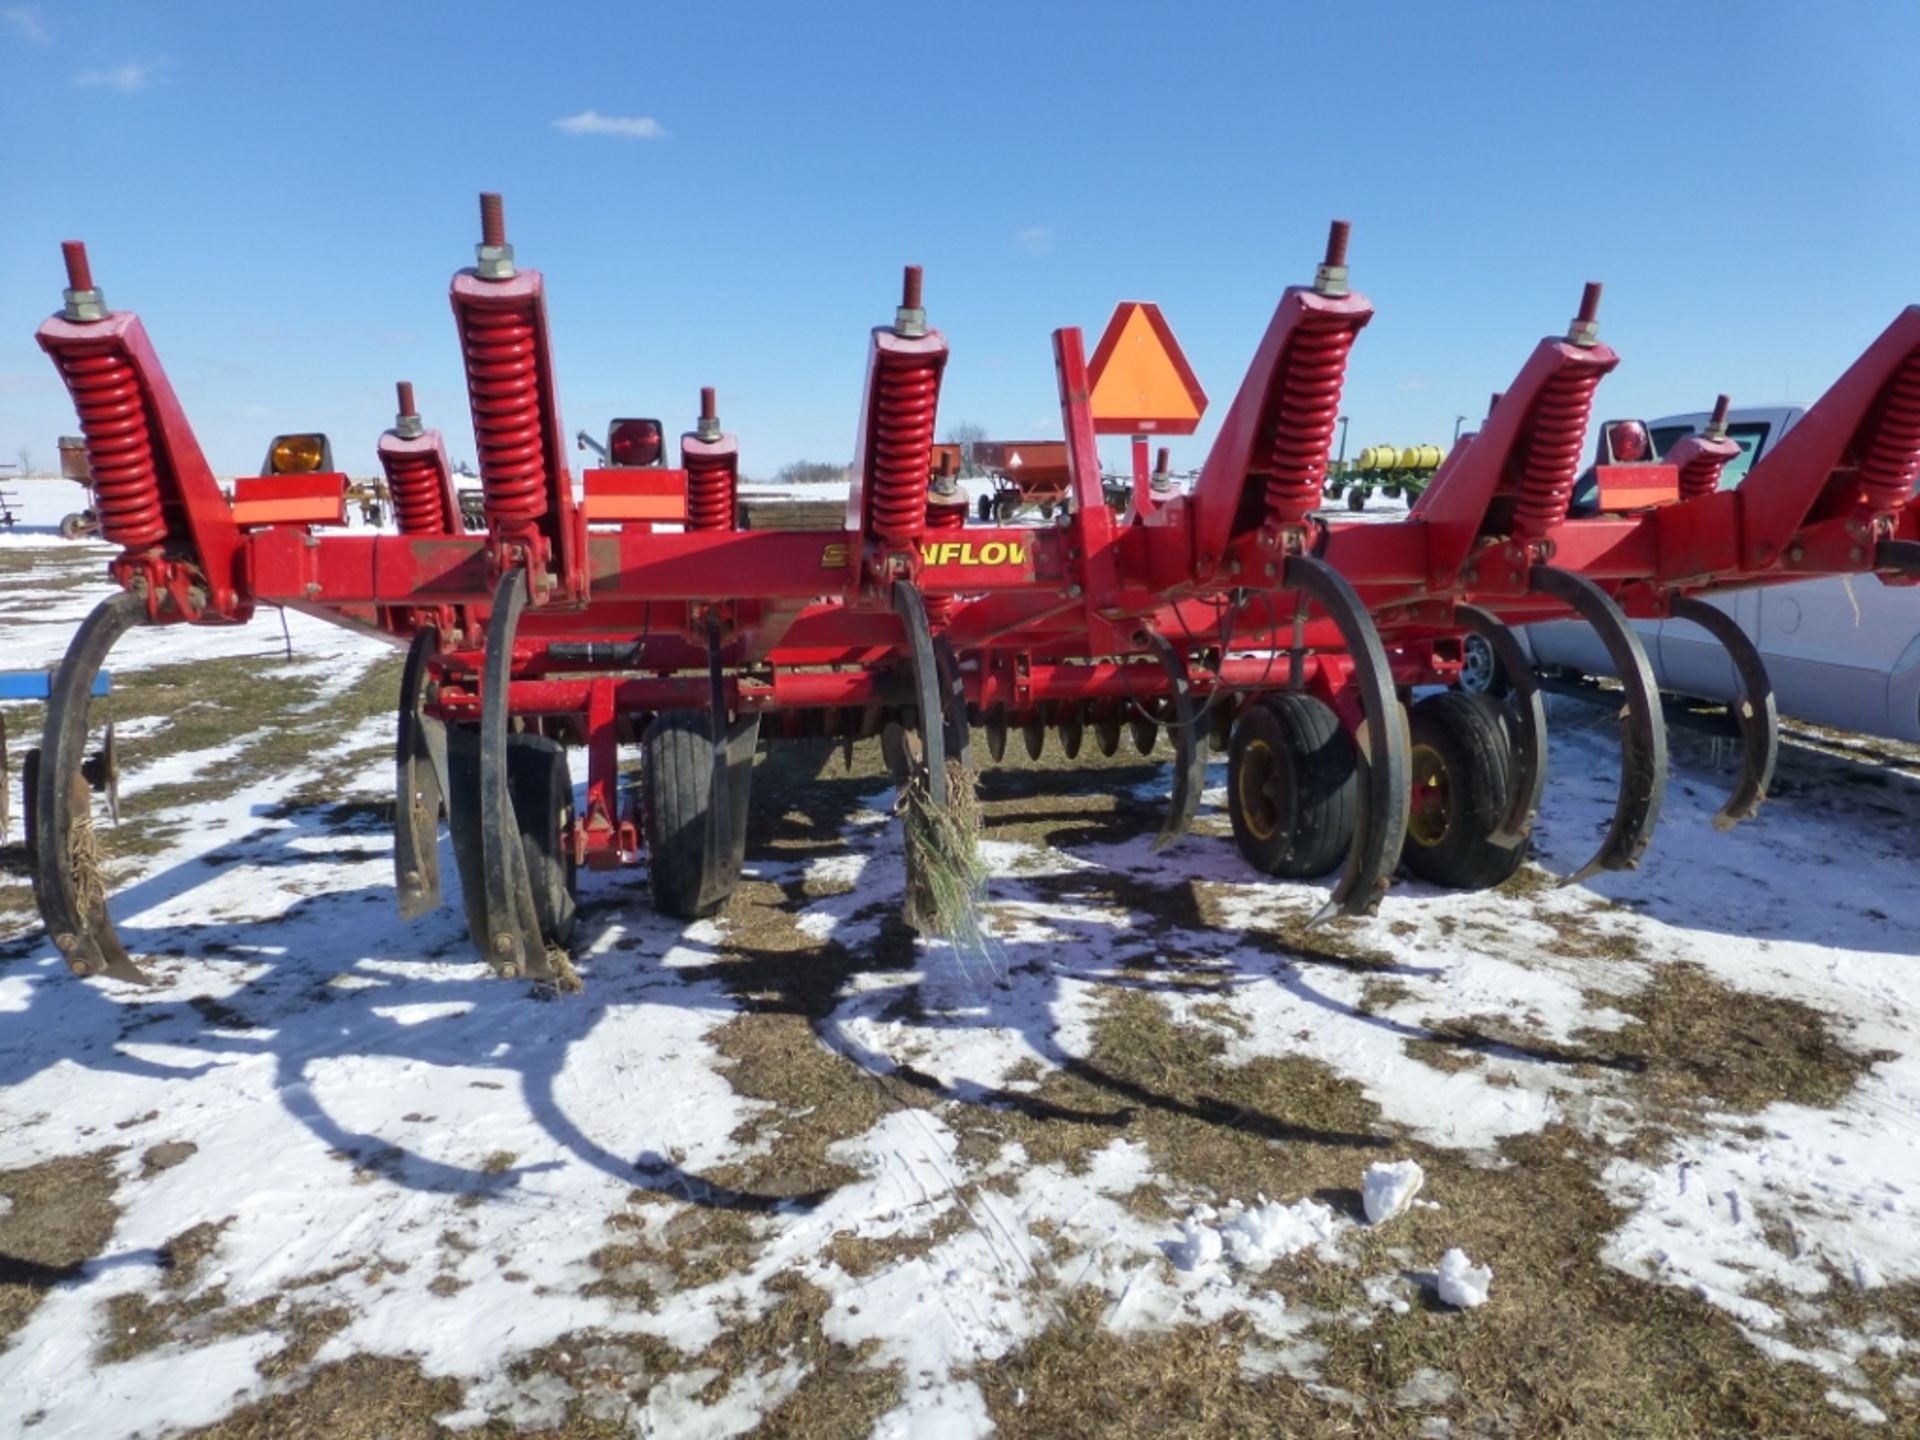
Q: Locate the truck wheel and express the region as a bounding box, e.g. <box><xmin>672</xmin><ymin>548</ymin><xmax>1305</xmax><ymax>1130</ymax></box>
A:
<box><xmin>506</xmin><ymin>734</ymin><xmax>578</xmax><ymax>946</ymax></box>
<box><xmin>643</xmin><ymin>711</ymin><xmax>756</xmax><ymax>918</ymax></box>
<box><xmin>1227</xmin><ymin>693</ymin><xmax>1358</xmax><ymax>879</ymax></box>
<box><xmin>1455</xmin><ymin>632</ymin><xmax>1511</xmax><ymax>698</ymax></box>
<box><xmin>1402</xmin><ymin>692</ymin><xmax>1524</xmax><ymax>890</ymax></box>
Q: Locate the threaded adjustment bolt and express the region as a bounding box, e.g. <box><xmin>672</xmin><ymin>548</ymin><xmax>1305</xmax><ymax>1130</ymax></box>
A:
<box><xmin>475</xmin><ymin>192</ymin><xmax>516</xmax><ymax>279</ymax></box>
<box><xmin>1314</xmin><ymin>219</ymin><xmax>1352</xmax><ymax>296</ymax></box>
<box><xmin>895</xmin><ymin>265</ymin><xmax>927</xmax><ymax>337</ymax></box>
<box><xmin>1568</xmin><ymin>282</ymin><xmax>1603</xmax><ymax>346</ymax></box>
<box><xmin>60</xmin><ymin>240</ymin><xmax>106</xmax><ymax>321</ymax></box>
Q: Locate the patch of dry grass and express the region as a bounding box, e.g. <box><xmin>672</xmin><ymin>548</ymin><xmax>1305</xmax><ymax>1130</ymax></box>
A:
<box><xmin>178</xmin><ymin>1355</ymin><xmax>463</xmax><ymax>1440</ymax></box>
<box><xmin>1581</xmin><ymin>961</ymin><xmax>1884</xmax><ymax>1118</ymax></box>
<box><xmin>0</xmin><ymin>1149</ymin><xmax>121</xmax><ymax>1345</ymax></box>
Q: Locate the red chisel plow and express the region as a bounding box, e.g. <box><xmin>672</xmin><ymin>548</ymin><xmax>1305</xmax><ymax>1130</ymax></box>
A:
<box><xmin>27</xmin><ymin>196</ymin><xmax>1920</xmax><ymax>988</ymax></box>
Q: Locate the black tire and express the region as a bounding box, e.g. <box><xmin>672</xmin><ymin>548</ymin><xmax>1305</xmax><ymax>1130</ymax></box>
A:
<box><xmin>1402</xmin><ymin>691</ymin><xmax>1524</xmax><ymax>890</ymax></box>
<box><xmin>977</xmin><ymin>491</ymin><xmax>993</xmax><ymax>522</ymax></box>
<box><xmin>506</xmin><ymin>734</ymin><xmax>577</xmax><ymax>946</ymax></box>
<box><xmin>1347</xmin><ymin>488</ymin><xmax>1366</xmax><ymax>512</ymax></box>
<box><xmin>58</xmin><ymin>513</ymin><xmax>90</xmax><ymax>541</ymax></box>
<box><xmin>444</xmin><ymin>725</ymin><xmax>489</xmax><ymax>946</ymax></box>
<box><xmin>444</xmin><ymin>728</ymin><xmax>579</xmax><ymax>947</ymax></box>
<box><xmin>1455</xmin><ymin>631</ymin><xmax>1512</xmax><ymax>699</ymax></box>
<box><xmin>1227</xmin><ymin>693</ymin><xmax>1358</xmax><ymax>878</ymax></box>
<box><xmin>643</xmin><ymin>711</ymin><xmax>756</xmax><ymax>919</ymax></box>
<box><xmin>1208</xmin><ymin>691</ymin><xmax>1236</xmax><ymax>755</ymax></box>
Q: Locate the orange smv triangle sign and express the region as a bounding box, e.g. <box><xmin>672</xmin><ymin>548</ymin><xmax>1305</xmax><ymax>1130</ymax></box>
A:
<box><xmin>1086</xmin><ymin>302</ymin><xmax>1207</xmax><ymax>436</ymax></box>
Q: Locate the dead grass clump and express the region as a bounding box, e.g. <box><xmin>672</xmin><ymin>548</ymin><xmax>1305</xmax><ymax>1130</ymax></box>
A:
<box><xmin>1309</xmin><ymin>1128</ymin><xmax>1913</xmax><ymax>1436</ymax></box>
<box><xmin>1494</xmin><ymin>862</ymin><xmax>1555</xmax><ymax>899</ymax></box>
<box><xmin>97</xmin><ymin>1218</ymin><xmax>270</xmax><ymax>1363</ymax></box>
<box><xmin>901</xmin><ymin>760</ymin><xmax>987</xmax><ymax>945</ymax></box>
<box><xmin>178</xmin><ymin>1355</ymin><xmax>463</xmax><ymax>1440</ymax></box>
<box><xmin>1582</xmin><ymin>962</ymin><xmax>1881</xmax><ymax>1117</ymax></box>
<box><xmin>141</xmin><ymin>1140</ymin><xmax>198</xmax><ymax>1176</ymax></box>
<box><xmin>820</xmin><ymin>1207</ymin><xmax>969</xmax><ymax>1278</ymax></box>
<box><xmin>1401</xmin><ymin>1038</ymin><xmax>1485</xmax><ymax>1075</ymax></box>
<box><xmin>0</xmin><ymin>1149</ymin><xmax>121</xmax><ymax>1344</ymax></box>
<box><xmin>976</xmin><ymin>1290</ymin><xmax>1329</xmax><ymax>1439</ymax></box>
<box><xmin>971</xmin><ymin>987</ymin><xmax>1388</xmax><ymax>1202</ymax></box>
<box><xmin>1357</xmin><ymin>977</ymin><xmax>1414</xmax><ymax>1015</ymax></box>
<box><xmin>256</xmin><ymin>1304</ymin><xmax>352</xmax><ymax>1378</ymax></box>
<box><xmin>705</xmin><ymin>1008</ymin><xmax>895</xmax><ymax>1199</ymax></box>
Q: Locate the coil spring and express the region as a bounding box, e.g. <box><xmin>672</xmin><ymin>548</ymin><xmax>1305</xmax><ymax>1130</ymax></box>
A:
<box><xmin>1512</xmin><ymin>365</ymin><xmax>1605</xmax><ymax>538</ymax></box>
<box><xmin>921</xmin><ymin>491</ymin><xmax>967</xmax><ymax>625</ymax></box>
<box><xmin>384</xmin><ymin>450</ymin><xmax>452</xmax><ymax>536</ymax></box>
<box><xmin>1858</xmin><ymin>355</ymin><xmax>1920</xmax><ymax>514</ymax></box>
<box><xmin>56</xmin><ymin>347</ymin><xmax>168</xmax><ymax>550</ymax></box>
<box><xmin>685</xmin><ymin>451</ymin><xmax>736</xmax><ymax>532</ymax></box>
<box><xmin>1676</xmin><ymin>451</ymin><xmax>1731</xmax><ymax>502</ymax></box>
<box><xmin>868</xmin><ymin>357</ymin><xmax>939</xmax><ymax>544</ymax></box>
<box><xmin>462</xmin><ymin>305</ymin><xmax>547</xmax><ymax>528</ymax></box>
<box><xmin>1262</xmin><ymin>317</ymin><xmax>1359</xmax><ymax>525</ymax></box>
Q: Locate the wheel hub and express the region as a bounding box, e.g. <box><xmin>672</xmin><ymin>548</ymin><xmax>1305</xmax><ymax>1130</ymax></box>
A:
<box><xmin>1238</xmin><ymin>738</ymin><xmax>1280</xmax><ymax>842</ymax></box>
<box><xmin>1407</xmin><ymin>741</ymin><xmax>1452</xmax><ymax>848</ymax></box>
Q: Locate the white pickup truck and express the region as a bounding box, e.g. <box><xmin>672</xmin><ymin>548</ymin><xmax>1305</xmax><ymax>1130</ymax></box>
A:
<box><xmin>1466</xmin><ymin>405</ymin><xmax>1920</xmax><ymax>743</ymax></box>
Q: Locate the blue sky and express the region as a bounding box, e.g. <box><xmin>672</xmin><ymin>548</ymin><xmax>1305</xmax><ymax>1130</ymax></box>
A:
<box><xmin>4</xmin><ymin>2</ymin><xmax>1919</xmax><ymax>481</ymax></box>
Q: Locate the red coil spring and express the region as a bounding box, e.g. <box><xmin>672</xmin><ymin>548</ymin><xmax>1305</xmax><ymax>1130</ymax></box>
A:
<box><xmin>384</xmin><ymin>450</ymin><xmax>452</xmax><ymax>536</ymax></box>
<box><xmin>1512</xmin><ymin>366</ymin><xmax>1606</xmax><ymax>538</ymax></box>
<box><xmin>462</xmin><ymin>305</ymin><xmax>547</xmax><ymax>528</ymax></box>
<box><xmin>867</xmin><ymin>357</ymin><xmax>939</xmax><ymax>544</ymax></box>
<box><xmin>1676</xmin><ymin>452</ymin><xmax>1731</xmax><ymax>502</ymax></box>
<box><xmin>922</xmin><ymin>492</ymin><xmax>967</xmax><ymax>625</ymax></box>
<box><xmin>1262</xmin><ymin>317</ymin><xmax>1359</xmax><ymax>525</ymax></box>
<box><xmin>1858</xmin><ymin>355</ymin><xmax>1920</xmax><ymax>514</ymax></box>
<box><xmin>56</xmin><ymin>347</ymin><xmax>167</xmax><ymax>550</ymax></box>
<box><xmin>685</xmin><ymin>452</ymin><xmax>736</xmax><ymax>532</ymax></box>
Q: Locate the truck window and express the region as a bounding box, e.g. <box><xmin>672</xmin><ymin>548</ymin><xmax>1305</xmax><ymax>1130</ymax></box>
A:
<box><xmin>1718</xmin><ymin>422</ymin><xmax>1769</xmax><ymax>489</ymax></box>
<box><xmin>1650</xmin><ymin>425</ymin><xmax>1692</xmax><ymax>457</ymax></box>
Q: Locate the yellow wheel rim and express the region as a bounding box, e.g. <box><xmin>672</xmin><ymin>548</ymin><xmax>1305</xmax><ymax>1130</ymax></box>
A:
<box><xmin>1238</xmin><ymin>738</ymin><xmax>1279</xmax><ymax>842</ymax></box>
<box><xmin>1407</xmin><ymin>741</ymin><xmax>1451</xmax><ymax>848</ymax></box>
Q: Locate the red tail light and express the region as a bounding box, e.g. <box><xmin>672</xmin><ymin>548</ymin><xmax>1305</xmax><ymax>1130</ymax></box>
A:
<box><xmin>608</xmin><ymin>418</ymin><xmax>663</xmax><ymax>467</ymax></box>
<box><xmin>1605</xmin><ymin>420</ymin><xmax>1651</xmax><ymax>463</ymax></box>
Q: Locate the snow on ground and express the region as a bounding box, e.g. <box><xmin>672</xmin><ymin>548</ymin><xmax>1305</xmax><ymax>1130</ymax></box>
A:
<box><xmin>0</xmin><ymin>528</ymin><xmax>1915</xmax><ymax>1434</ymax></box>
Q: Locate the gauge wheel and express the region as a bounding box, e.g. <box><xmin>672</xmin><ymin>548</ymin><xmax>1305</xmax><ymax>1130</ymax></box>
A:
<box><xmin>1401</xmin><ymin>691</ymin><xmax>1525</xmax><ymax>890</ymax></box>
<box><xmin>1226</xmin><ymin>692</ymin><xmax>1358</xmax><ymax>879</ymax></box>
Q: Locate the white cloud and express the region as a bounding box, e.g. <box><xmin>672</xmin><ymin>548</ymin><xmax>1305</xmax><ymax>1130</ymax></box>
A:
<box><xmin>73</xmin><ymin>58</ymin><xmax>164</xmax><ymax>93</ymax></box>
<box><xmin>1399</xmin><ymin>375</ymin><xmax>1431</xmax><ymax>393</ymax></box>
<box><xmin>1015</xmin><ymin>225</ymin><xmax>1053</xmax><ymax>256</ymax></box>
<box><xmin>552</xmin><ymin>110</ymin><xmax>665</xmax><ymax>140</ymax></box>
<box><xmin>3</xmin><ymin>6</ymin><xmax>49</xmax><ymax>44</ymax></box>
